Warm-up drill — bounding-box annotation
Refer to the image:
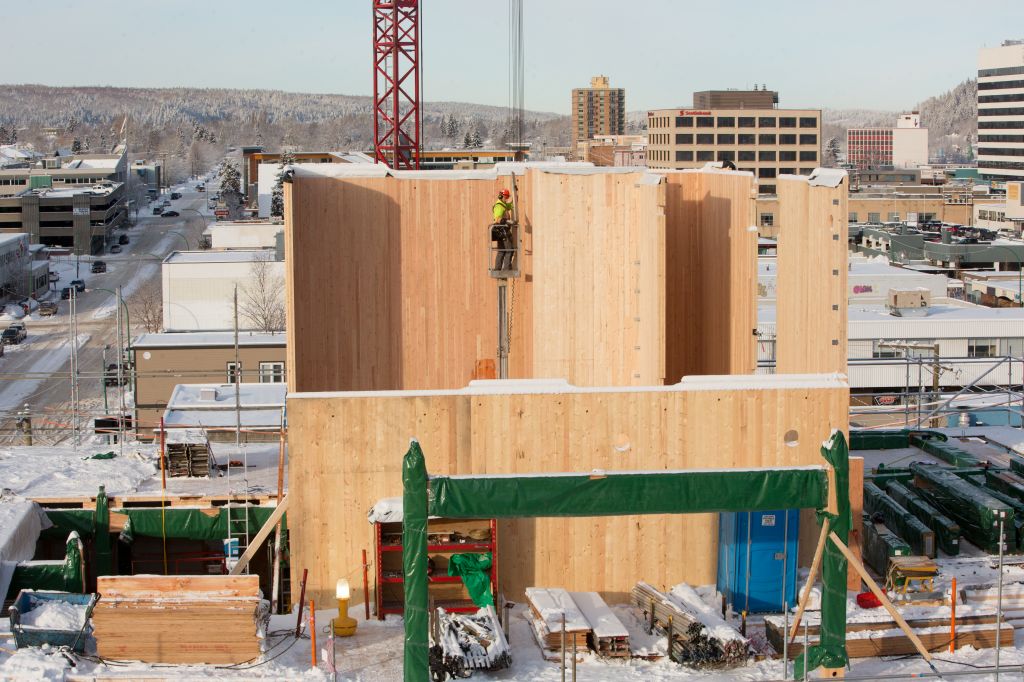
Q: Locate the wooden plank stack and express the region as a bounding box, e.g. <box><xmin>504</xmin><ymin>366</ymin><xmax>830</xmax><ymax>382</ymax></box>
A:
<box><xmin>765</xmin><ymin>612</ymin><xmax>1010</xmax><ymax>658</ymax></box>
<box><xmin>631</xmin><ymin>582</ymin><xmax>749</xmax><ymax>668</ymax></box>
<box><xmin>92</xmin><ymin>575</ymin><xmax>266</xmax><ymax>664</ymax></box>
<box><xmin>570</xmin><ymin>591</ymin><xmax>630</xmax><ymax>658</ymax></box>
<box><xmin>165</xmin><ymin>442</ymin><xmax>211</xmax><ymax>478</ymax></box>
<box><xmin>525</xmin><ymin>588</ymin><xmax>590</xmax><ymax>653</ymax></box>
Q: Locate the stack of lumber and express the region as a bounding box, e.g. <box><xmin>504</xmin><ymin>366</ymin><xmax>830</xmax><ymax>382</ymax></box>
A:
<box><xmin>911</xmin><ymin>463</ymin><xmax>1014</xmax><ymax>553</ymax></box>
<box><xmin>525</xmin><ymin>588</ymin><xmax>590</xmax><ymax>656</ymax></box>
<box><xmin>630</xmin><ymin>582</ymin><xmax>748</xmax><ymax>668</ymax></box>
<box><xmin>884</xmin><ymin>481</ymin><xmax>961</xmax><ymax>556</ymax></box>
<box><xmin>92</xmin><ymin>575</ymin><xmax>266</xmax><ymax>664</ymax></box>
<box><xmin>864</xmin><ymin>482</ymin><xmax>936</xmax><ymax>558</ymax></box>
<box><xmin>165</xmin><ymin>442</ymin><xmax>211</xmax><ymax>477</ymax></box>
<box><xmin>765</xmin><ymin>611</ymin><xmax>1010</xmax><ymax>658</ymax></box>
<box><xmin>570</xmin><ymin>591</ymin><xmax>630</xmax><ymax>658</ymax></box>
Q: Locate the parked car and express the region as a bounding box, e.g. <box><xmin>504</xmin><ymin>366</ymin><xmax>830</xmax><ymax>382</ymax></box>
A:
<box><xmin>2</xmin><ymin>323</ymin><xmax>27</xmax><ymax>345</ymax></box>
<box><xmin>170</xmin><ymin>192</ymin><xmax>182</xmax><ymax>200</ymax></box>
<box><xmin>104</xmin><ymin>363</ymin><xmax>128</xmax><ymax>387</ymax></box>
<box><xmin>110</xmin><ymin>244</ymin><xmax>122</xmax><ymax>253</ymax></box>
<box><xmin>196</xmin><ymin>184</ymin><xmax>205</xmax><ymax>192</ymax></box>
<box><xmin>60</xmin><ymin>287</ymin><xmax>72</xmax><ymax>300</ymax></box>
<box><xmin>37</xmin><ymin>301</ymin><xmax>58</xmax><ymax>317</ymax></box>
<box><xmin>48</xmin><ymin>272</ymin><xmax>59</xmax><ymax>283</ymax></box>
<box><xmin>70</xmin><ymin>279</ymin><xmax>86</xmax><ymax>292</ymax></box>
<box><xmin>152</xmin><ymin>207</ymin><xmax>163</xmax><ymax>215</ymax></box>
<box><xmin>118</xmin><ymin>234</ymin><xmax>130</xmax><ymax>245</ymax></box>
<box><xmin>161</xmin><ymin>210</ymin><xmax>180</xmax><ymax>218</ymax></box>
<box><xmin>91</xmin><ymin>261</ymin><xmax>107</xmax><ymax>274</ymax></box>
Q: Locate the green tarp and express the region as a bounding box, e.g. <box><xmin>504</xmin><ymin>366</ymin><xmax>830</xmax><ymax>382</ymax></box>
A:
<box><xmin>6</xmin><ymin>534</ymin><xmax>84</xmax><ymax>601</ymax></box>
<box><xmin>431</xmin><ymin>467</ymin><xmax>828</xmax><ymax>518</ymax></box>
<box><xmin>404</xmin><ymin>433</ymin><xmax>851</xmax><ymax>679</ymax></box>
<box><xmin>885</xmin><ymin>480</ymin><xmax>960</xmax><ymax>555</ymax></box>
<box><xmin>912</xmin><ymin>463</ymin><xmax>1013</xmax><ymax>553</ymax></box>
<box><xmin>448</xmin><ymin>553</ymin><xmax>493</xmax><ymax>607</ymax></box>
<box><xmin>849</xmin><ymin>429</ymin><xmax>947</xmax><ymax>452</ymax></box>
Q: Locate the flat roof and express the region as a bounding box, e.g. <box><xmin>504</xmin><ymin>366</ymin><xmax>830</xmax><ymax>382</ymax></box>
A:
<box><xmin>22</xmin><ymin>183</ymin><xmax>121</xmax><ymax>198</ymax></box>
<box><xmin>167</xmin><ymin>383</ymin><xmax>286</xmax><ymax>409</ymax></box>
<box><xmin>759</xmin><ymin>301</ymin><xmax>1024</xmax><ymax>324</ymax></box>
<box><xmin>133</xmin><ymin>331</ymin><xmax>286</xmax><ymax>348</ymax></box>
<box><xmin>164</xmin><ymin>249</ymin><xmax>278</xmax><ymax>264</ymax></box>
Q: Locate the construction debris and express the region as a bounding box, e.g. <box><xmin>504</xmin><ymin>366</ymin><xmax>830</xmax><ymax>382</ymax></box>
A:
<box><xmin>630</xmin><ymin>582</ymin><xmax>749</xmax><ymax>668</ymax></box>
<box><xmin>430</xmin><ymin>606</ymin><xmax>510</xmax><ymax>678</ymax></box>
<box><xmin>91</xmin><ymin>575</ymin><xmax>267</xmax><ymax>664</ymax></box>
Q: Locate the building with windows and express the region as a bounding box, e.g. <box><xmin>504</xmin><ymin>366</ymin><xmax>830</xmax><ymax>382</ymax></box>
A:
<box><xmin>161</xmin><ymin>382</ymin><xmax>286</xmax><ymax>443</ymax></box>
<box><xmin>646</xmin><ymin>93</ymin><xmax>821</xmax><ymax>194</ymax></box>
<box><xmin>0</xmin><ymin>182</ymin><xmax>126</xmax><ymax>254</ymax></box>
<box><xmin>571</xmin><ymin>75</ymin><xmax>626</xmax><ymax>147</ymax></box>
<box><xmin>847</xmin><ymin>113</ymin><xmax>928</xmax><ymax>170</ymax></box>
<box><xmin>131</xmin><ymin>331</ymin><xmax>287</xmax><ymax>435</ymax></box>
<box><xmin>978</xmin><ymin>40</ymin><xmax>1024</xmax><ymax>184</ymax></box>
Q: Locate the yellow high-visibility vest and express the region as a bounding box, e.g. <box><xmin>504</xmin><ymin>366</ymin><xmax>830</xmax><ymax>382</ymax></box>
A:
<box><xmin>493</xmin><ymin>199</ymin><xmax>513</xmax><ymax>222</ymax></box>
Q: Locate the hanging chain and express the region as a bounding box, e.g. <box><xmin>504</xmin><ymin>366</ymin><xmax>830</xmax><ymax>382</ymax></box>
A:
<box><xmin>508</xmin><ymin>276</ymin><xmax>515</xmax><ymax>355</ymax></box>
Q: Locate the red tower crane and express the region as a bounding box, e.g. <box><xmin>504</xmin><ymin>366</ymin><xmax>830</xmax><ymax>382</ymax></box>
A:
<box><xmin>372</xmin><ymin>0</ymin><xmax>421</xmax><ymax>169</ymax></box>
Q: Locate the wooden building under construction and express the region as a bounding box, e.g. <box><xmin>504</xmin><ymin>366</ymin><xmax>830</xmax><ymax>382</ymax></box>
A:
<box><xmin>282</xmin><ymin>164</ymin><xmax>856</xmax><ymax>606</ymax></box>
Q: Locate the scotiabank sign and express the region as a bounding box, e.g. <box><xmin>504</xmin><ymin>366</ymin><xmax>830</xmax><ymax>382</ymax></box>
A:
<box><xmin>680</xmin><ymin>110</ymin><xmax>711</xmax><ymax>115</ymax></box>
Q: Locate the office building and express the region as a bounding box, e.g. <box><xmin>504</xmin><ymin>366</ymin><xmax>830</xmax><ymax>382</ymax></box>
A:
<box><xmin>0</xmin><ymin>181</ymin><xmax>125</xmax><ymax>254</ymax></box>
<box><xmin>572</xmin><ymin>76</ymin><xmax>626</xmax><ymax>146</ymax></box>
<box><xmin>847</xmin><ymin>113</ymin><xmax>928</xmax><ymax>170</ymax></box>
<box><xmin>646</xmin><ymin>90</ymin><xmax>821</xmax><ymax>194</ymax></box>
<box><xmin>978</xmin><ymin>40</ymin><xmax>1024</xmax><ymax>184</ymax></box>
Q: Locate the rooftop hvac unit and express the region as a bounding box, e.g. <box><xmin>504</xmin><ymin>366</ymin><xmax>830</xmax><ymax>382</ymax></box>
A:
<box><xmin>199</xmin><ymin>387</ymin><xmax>218</xmax><ymax>401</ymax></box>
<box><xmin>887</xmin><ymin>288</ymin><xmax>930</xmax><ymax>317</ymax></box>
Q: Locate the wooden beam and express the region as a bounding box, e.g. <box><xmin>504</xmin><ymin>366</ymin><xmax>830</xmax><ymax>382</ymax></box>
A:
<box><xmin>829</xmin><ymin>531</ymin><xmax>933</xmax><ymax>662</ymax></box>
<box><xmin>789</xmin><ymin>518</ymin><xmax>829</xmax><ymax>643</ymax></box>
<box><xmin>229</xmin><ymin>496</ymin><xmax>289</xmax><ymax>576</ymax></box>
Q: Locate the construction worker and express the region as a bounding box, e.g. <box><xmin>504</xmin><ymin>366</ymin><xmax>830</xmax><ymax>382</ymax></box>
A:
<box><xmin>491</xmin><ymin>189</ymin><xmax>515</xmax><ymax>272</ymax></box>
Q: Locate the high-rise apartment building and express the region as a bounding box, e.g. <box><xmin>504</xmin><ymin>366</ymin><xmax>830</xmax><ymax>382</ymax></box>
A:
<box><xmin>572</xmin><ymin>76</ymin><xmax>626</xmax><ymax>147</ymax></box>
<box><xmin>978</xmin><ymin>40</ymin><xmax>1024</xmax><ymax>184</ymax></box>
<box><xmin>847</xmin><ymin>112</ymin><xmax>928</xmax><ymax>170</ymax></box>
<box><xmin>646</xmin><ymin>90</ymin><xmax>820</xmax><ymax>195</ymax></box>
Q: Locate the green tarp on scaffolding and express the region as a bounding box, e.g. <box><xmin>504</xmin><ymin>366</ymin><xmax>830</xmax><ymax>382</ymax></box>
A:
<box><xmin>6</xmin><ymin>534</ymin><xmax>85</xmax><ymax>601</ymax></box>
<box><xmin>44</xmin><ymin>505</ymin><xmax>286</xmax><ymax>543</ymax></box>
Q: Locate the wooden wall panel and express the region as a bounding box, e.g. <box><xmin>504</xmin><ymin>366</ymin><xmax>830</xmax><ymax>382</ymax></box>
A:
<box><xmin>288</xmin><ymin>376</ymin><xmax>849</xmax><ymax>606</ymax></box>
<box><xmin>662</xmin><ymin>170</ymin><xmax>757</xmax><ymax>381</ymax></box>
<box><xmin>775</xmin><ymin>174</ymin><xmax>848</xmax><ymax>375</ymax></box>
<box><xmin>285</xmin><ymin>174</ymin><xmax>528</xmax><ymax>394</ymax></box>
<box><xmin>529</xmin><ymin>171</ymin><xmax>666</xmax><ymax>385</ymax></box>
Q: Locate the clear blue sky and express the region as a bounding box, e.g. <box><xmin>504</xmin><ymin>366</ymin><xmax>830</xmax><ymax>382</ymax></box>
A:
<box><xmin>5</xmin><ymin>0</ymin><xmax>1022</xmax><ymax>113</ymax></box>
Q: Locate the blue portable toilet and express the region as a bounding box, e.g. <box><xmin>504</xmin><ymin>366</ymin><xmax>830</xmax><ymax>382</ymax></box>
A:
<box><xmin>717</xmin><ymin>509</ymin><xmax>798</xmax><ymax>613</ymax></box>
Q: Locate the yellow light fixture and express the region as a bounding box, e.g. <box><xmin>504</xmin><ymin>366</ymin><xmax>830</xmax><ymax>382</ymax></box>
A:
<box><xmin>334</xmin><ymin>578</ymin><xmax>358</xmax><ymax>636</ymax></box>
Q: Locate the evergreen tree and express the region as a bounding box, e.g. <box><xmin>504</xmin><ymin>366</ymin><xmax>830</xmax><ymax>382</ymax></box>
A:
<box><xmin>8</xmin><ymin>128</ymin><xmax>15</xmax><ymax>144</ymax></box>
<box><xmin>824</xmin><ymin>137</ymin><xmax>841</xmax><ymax>167</ymax></box>
<box><xmin>463</xmin><ymin>131</ymin><xmax>474</xmax><ymax>149</ymax></box>
<box><xmin>218</xmin><ymin>159</ymin><xmax>242</xmax><ymax>195</ymax></box>
<box><xmin>270</xmin><ymin>150</ymin><xmax>296</xmax><ymax>218</ymax></box>
<box><xmin>0</xmin><ymin>125</ymin><xmax>8</xmax><ymax>144</ymax></box>
<box><xmin>469</xmin><ymin>129</ymin><xmax>483</xmax><ymax>148</ymax></box>
<box><xmin>71</xmin><ymin>138</ymin><xmax>82</xmax><ymax>154</ymax></box>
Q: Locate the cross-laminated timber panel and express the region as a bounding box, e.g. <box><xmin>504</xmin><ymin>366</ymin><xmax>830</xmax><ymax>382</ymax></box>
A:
<box><xmin>527</xmin><ymin>170</ymin><xmax>665</xmax><ymax>385</ymax></box>
<box><xmin>283</xmin><ymin>168</ymin><xmax>667</xmax><ymax>393</ymax></box>
<box><xmin>775</xmin><ymin>173</ymin><xmax>848</xmax><ymax>375</ymax></box>
<box><xmin>287</xmin><ymin>374</ymin><xmax>849</xmax><ymax>607</ymax></box>
<box><xmin>661</xmin><ymin>170</ymin><xmax>757</xmax><ymax>380</ymax></box>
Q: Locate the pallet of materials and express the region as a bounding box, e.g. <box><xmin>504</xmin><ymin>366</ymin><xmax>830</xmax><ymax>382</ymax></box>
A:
<box><xmin>765</xmin><ymin>612</ymin><xmax>1010</xmax><ymax>658</ymax></box>
<box><xmin>525</xmin><ymin>587</ymin><xmax>590</xmax><ymax>654</ymax></box>
<box><xmin>911</xmin><ymin>463</ymin><xmax>1014</xmax><ymax>553</ymax></box>
<box><xmin>861</xmin><ymin>514</ymin><xmax>911</xmax><ymax>577</ymax></box>
<box><xmin>630</xmin><ymin>582</ymin><xmax>749</xmax><ymax>668</ymax></box>
<box><xmin>863</xmin><ymin>482</ymin><xmax>936</xmax><ymax>558</ymax></box>
<box><xmin>92</xmin><ymin>574</ymin><xmax>267</xmax><ymax>664</ymax></box>
<box><xmin>165</xmin><ymin>442</ymin><xmax>211</xmax><ymax>478</ymax></box>
<box><xmin>569</xmin><ymin>591</ymin><xmax>630</xmax><ymax>658</ymax></box>
<box><xmin>884</xmin><ymin>480</ymin><xmax>961</xmax><ymax>556</ymax></box>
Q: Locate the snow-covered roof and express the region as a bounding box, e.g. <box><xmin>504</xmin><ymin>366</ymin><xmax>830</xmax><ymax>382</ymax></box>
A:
<box><xmin>164</xmin><ymin>249</ymin><xmax>278</xmax><ymax>264</ymax></box>
<box><xmin>64</xmin><ymin>155</ymin><xmax>121</xmax><ymax>170</ymax></box>
<box><xmin>29</xmin><ymin>183</ymin><xmax>121</xmax><ymax>198</ymax></box>
<box><xmin>133</xmin><ymin>331</ymin><xmax>286</xmax><ymax>349</ymax></box>
<box><xmin>162</xmin><ymin>408</ymin><xmax>284</xmax><ymax>429</ymax></box>
<box><xmin>166</xmin><ymin>383</ymin><xmax>286</xmax><ymax>410</ymax></box>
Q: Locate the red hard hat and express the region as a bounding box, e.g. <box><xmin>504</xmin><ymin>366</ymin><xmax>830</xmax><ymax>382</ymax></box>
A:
<box><xmin>499</xmin><ymin>189</ymin><xmax>510</xmax><ymax>198</ymax></box>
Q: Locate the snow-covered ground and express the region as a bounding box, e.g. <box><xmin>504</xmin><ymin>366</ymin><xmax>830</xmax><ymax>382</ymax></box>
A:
<box><xmin>0</xmin><ymin>333</ymin><xmax>90</xmax><ymax>413</ymax></box>
<box><xmin>4</xmin><ymin>597</ymin><xmax>1024</xmax><ymax>681</ymax></box>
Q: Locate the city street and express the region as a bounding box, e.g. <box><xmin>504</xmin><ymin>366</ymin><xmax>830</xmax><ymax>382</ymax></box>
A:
<box><xmin>0</xmin><ymin>176</ymin><xmax>218</xmax><ymax>444</ymax></box>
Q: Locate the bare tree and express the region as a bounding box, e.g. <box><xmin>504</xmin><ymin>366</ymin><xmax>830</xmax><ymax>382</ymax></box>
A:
<box><xmin>129</xmin><ymin>280</ymin><xmax>163</xmax><ymax>332</ymax></box>
<box><xmin>239</xmin><ymin>255</ymin><xmax>285</xmax><ymax>332</ymax></box>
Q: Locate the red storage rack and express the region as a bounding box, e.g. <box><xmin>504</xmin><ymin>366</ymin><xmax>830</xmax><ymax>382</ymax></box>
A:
<box><xmin>374</xmin><ymin>518</ymin><xmax>498</xmax><ymax>618</ymax></box>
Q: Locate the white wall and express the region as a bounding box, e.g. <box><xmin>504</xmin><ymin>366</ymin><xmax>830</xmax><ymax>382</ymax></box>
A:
<box><xmin>256</xmin><ymin>163</ymin><xmax>279</xmax><ymax>219</ymax></box>
<box><xmin>209</xmin><ymin>223</ymin><xmax>284</xmax><ymax>250</ymax></box>
<box><xmin>162</xmin><ymin>259</ymin><xmax>286</xmax><ymax>331</ymax></box>
<box><xmin>892</xmin><ymin>128</ymin><xmax>928</xmax><ymax>168</ymax></box>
